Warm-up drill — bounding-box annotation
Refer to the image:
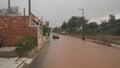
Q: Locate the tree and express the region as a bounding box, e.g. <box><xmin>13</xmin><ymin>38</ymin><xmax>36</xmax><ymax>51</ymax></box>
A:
<box><xmin>52</xmin><ymin>27</ymin><xmax>61</xmax><ymax>33</ymax></box>
<box><xmin>61</xmin><ymin>21</ymin><xmax>67</xmax><ymax>30</ymax></box>
<box><xmin>108</xmin><ymin>14</ymin><xmax>116</xmax><ymax>23</ymax></box>
<box><xmin>77</xmin><ymin>17</ymin><xmax>88</xmax><ymax>33</ymax></box>
<box><xmin>43</xmin><ymin>25</ymin><xmax>48</xmax><ymax>36</ymax></box>
<box><xmin>86</xmin><ymin>22</ymin><xmax>100</xmax><ymax>35</ymax></box>
<box><xmin>67</xmin><ymin>16</ymin><xmax>78</xmax><ymax>33</ymax></box>
<box><xmin>67</xmin><ymin>16</ymin><xmax>88</xmax><ymax>33</ymax></box>
<box><xmin>99</xmin><ymin>15</ymin><xmax>120</xmax><ymax>35</ymax></box>
<box><xmin>108</xmin><ymin>14</ymin><xmax>116</xmax><ymax>27</ymax></box>
<box><xmin>67</xmin><ymin>16</ymin><xmax>78</xmax><ymax>28</ymax></box>
<box><xmin>100</xmin><ymin>20</ymin><xmax>108</xmax><ymax>31</ymax></box>
<box><xmin>88</xmin><ymin>22</ymin><xmax>98</xmax><ymax>29</ymax></box>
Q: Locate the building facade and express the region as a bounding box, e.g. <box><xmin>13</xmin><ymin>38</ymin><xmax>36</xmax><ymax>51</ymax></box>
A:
<box><xmin>0</xmin><ymin>15</ymin><xmax>37</xmax><ymax>47</ymax></box>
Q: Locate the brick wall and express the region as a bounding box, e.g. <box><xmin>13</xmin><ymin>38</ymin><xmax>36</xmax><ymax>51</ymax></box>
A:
<box><xmin>0</xmin><ymin>15</ymin><xmax>37</xmax><ymax>47</ymax></box>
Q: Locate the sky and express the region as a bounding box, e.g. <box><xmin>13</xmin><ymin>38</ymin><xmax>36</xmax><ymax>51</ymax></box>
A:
<box><xmin>0</xmin><ymin>0</ymin><xmax>120</xmax><ymax>27</ymax></box>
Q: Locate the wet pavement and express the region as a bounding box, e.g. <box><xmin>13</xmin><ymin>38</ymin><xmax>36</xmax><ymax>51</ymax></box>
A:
<box><xmin>30</xmin><ymin>34</ymin><xmax>120</xmax><ymax>68</ymax></box>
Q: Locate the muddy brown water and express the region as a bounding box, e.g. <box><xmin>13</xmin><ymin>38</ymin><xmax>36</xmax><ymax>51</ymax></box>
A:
<box><xmin>30</xmin><ymin>34</ymin><xmax>120</xmax><ymax>68</ymax></box>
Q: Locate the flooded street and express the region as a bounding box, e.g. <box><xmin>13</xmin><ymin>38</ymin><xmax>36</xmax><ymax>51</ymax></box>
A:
<box><xmin>30</xmin><ymin>34</ymin><xmax>120</xmax><ymax>68</ymax></box>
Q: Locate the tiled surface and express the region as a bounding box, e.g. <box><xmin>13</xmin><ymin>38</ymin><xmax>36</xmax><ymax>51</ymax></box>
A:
<box><xmin>0</xmin><ymin>57</ymin><xmax>25</xmax><ymax>68</ymax></box>
<box><xmin>0</xmin><ymin>57</ymin><xmax>32</xmax><ymax>68</ymax></box>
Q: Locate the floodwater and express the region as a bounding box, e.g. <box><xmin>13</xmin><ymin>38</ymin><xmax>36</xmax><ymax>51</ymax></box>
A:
<box><xmin>30</xmin><ymin>34</ymin><xmax>120</xmax><ymax>68</ymax></box>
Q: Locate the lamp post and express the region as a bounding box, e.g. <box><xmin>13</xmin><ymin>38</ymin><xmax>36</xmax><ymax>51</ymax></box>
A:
<box><xmin>78</xmin><ymin>9</ymin><xmax>85</xmax><ymax>40</ymax></box>
<box><xmin>78</xmin><ymin>9</ymin><xmax>84</xmax><ymax>17</ymax></box>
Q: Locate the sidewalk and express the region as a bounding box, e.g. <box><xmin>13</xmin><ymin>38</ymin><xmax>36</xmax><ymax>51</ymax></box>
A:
<box><xmin>0</xmin><ymin>47</ymin><xmax>17</xmax><ymax>58</ymax></box>
<box><xmin>0</xmin><ymin>57</ymin><xmax>25</xmax><ymax>68</ymax></box>
<box><xmin>0</xmin><ymin>56</ymin><xmax>34</xmax><ymax>68</ymax></box>
<box><xmin>0</xmin><ymin>34</ymin><xmax>47</xmax><ymax>68</ymax></box>
<box><xmin>0</xmin><ymin>47</ymin><xmax>29</xmax><ymax>68</ymax></box>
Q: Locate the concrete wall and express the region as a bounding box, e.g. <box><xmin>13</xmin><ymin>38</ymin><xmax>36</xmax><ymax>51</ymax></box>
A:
<box><xmin>0</xmin><ymin>15</ymin><xmax>37</xmax><ymax>47</ymax></box>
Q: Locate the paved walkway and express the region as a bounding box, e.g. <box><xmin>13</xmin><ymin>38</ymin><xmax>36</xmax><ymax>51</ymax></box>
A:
<box><xmin>30</xmin><ymin>34</ymin><xmax>120</xmax><ymax>68</ymax></box>
<box><xmin>0</xmin><ymin>57</ymin><xmax>25</xmax><ymax>68</ymax></box>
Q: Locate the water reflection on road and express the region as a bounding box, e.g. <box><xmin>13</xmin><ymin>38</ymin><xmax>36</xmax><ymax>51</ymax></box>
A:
<box><xmin>29</xmin><ymin>33</ymin><xmax>59</xmax><ymax>68</ymax></box>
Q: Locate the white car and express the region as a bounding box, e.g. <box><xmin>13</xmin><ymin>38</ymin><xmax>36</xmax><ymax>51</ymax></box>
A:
<box><xmin>53</xmin><ymin>33</ymin><xmax>60</xmax><ymax>39</ymax></box>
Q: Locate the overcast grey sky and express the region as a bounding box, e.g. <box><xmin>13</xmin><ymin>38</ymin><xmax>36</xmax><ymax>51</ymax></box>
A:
<box><xmin>0</xmin><ymin>0</ymin><xmax>120</xmax><ymax>27</ymax></box>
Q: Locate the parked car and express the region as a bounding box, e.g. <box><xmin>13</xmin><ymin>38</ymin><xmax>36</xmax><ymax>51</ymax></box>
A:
<box><xmin>53</xmin><ymin>33</ymin><xmax>60</xmax><ymax>39</ymax></box>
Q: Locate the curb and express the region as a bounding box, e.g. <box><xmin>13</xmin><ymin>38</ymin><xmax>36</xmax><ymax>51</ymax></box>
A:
<box><xmin>86</xmin><ymin>39</ymin><xmax>120</xmax><ymax>48</ymax></box>
<box><xmin>16</xmin><ymin>61</ymin><xmax>25</xmax><ymax>68</ymax></box>
<box><xmin>86</xmin><ymin>39</ymin><xmax>111</xmax><ymax>46</ymax></box>
<box><xmin>66</xmin><ymin>35</ymin><xmax>120</xmax><ymax>49</ymax></box>
<box><xmin>111</xmin><ymin>44</ymin><xmax>120</xmax><ymax>48</ymax></box>
<box><xmin>18</xmin><ymin>40</ymin><xmax>47</xmax><ymax>68</ymax></box>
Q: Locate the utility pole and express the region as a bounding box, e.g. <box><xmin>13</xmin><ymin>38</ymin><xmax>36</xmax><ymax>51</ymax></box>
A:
<box><xmin>28</xmin><ymin>0</ymin><xmax>32</xmax><ymax>27</ymax></box>
<box><xmin>78</xmin><ymin>9</ymin><xmax>85</xmax><ymax>40</ymax></box>
<box><xmin>8</xmin><ymin>0</ymin><xmax>10</xmax><ymax>15</ymax></box>
<box><xmin>8</xmin><ymin>0</ymin><xmax>11</xmax><ymax>46</ymax></box>
<box><xmin>28</xmin><ymin>0</ymin><xmax>31</xmax><ymax>17</ymax></box>
<box><xmin>23</xmin><ymin>8</ymin><xmax>26</xmax><ymax>16</ymax></box>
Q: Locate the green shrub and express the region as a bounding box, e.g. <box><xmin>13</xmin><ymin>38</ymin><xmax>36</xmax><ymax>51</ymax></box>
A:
<box><xmin>15</xmin><ymin>36</ymin><xmax>37</xmax><ymax>57</ymax></box>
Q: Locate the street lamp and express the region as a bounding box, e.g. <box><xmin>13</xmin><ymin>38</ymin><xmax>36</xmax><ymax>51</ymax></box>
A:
<box><xmin>78</xmin><ymin>9</ymin><xmax>85</xmax><ymax>40</ymax></box>
<box><xmin>78</xmin><ymin>9</ymin><xmax>84</xmax><ymax>17</ymax></box>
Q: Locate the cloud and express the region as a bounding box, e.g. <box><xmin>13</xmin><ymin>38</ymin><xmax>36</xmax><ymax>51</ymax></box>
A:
<box><xmin>0</xmin><ymin>0</ymin><xmax>120</xmax><ymax>27</ymax></box>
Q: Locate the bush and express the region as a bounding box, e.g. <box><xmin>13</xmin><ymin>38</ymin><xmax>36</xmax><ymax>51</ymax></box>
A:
<box><xmin>15</xmin><ymin>36</ymin><xmax>37</xmax><ymax>57</ymax></box>
<box><xmin>86</xmin><ymin>28</ymin><xmax>101</xmax><ymax>35</ymax></box>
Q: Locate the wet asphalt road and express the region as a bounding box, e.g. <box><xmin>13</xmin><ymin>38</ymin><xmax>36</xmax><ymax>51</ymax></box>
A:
<box><xmin>29</xmin><ymin>34</ymin><xmax>120</xmax><ymax>68</ymax></box>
